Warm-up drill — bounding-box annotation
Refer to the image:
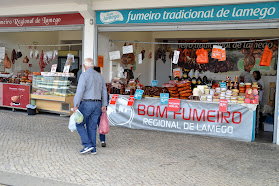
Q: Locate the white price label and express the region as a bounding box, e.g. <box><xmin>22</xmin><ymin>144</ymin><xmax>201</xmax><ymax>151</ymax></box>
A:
<box><xmin>51</xmin><ymin>64</ymin><xmax>57</xmax><ymax>73</ymax></box>
<box><xmin>172</xmin><ymin>50</ymin><xmax>180</xmax><ymax>64</ymax></box>
<box><xmin>109</xmin><ymin>51</ymin><xmax>121</xmax><ymax>60</ymax></box>
<box><xmin>123</xmin><ymin>45</ymin><xmax>133</xmax><ymax>54</ymax></box>
<box><xmin>63</xmin><ymin>65</ymin><xmax>70</xmax><ymax>73</ymax></box>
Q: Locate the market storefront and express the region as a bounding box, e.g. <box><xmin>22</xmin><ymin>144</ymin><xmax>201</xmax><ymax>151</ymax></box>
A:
<box><xmin>0</xmin><ymin>13</ymin><xmax>84</xmax><ymax>115</ymax></box>
<box><xmin>95</xmin><ymin>2</ymin><xmax>279</xmax><ymax>143</ymax></box>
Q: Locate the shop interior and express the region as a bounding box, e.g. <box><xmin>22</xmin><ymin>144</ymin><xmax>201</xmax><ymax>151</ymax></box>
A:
<box><xmin>98</xmin><ymin>29</ymin><xmax>279</xmax><ymax>143</ymax></box>
<box><xmin>0</xmin><ymin>30</ymin><xmax>83</xmax><ymax>115</ymax></box>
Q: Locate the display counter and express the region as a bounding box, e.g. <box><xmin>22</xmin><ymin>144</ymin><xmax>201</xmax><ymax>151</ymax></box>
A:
<box><xmin>107</xmin><ymin>95</ymin><xmax>257</xmax><ymax>142</ymax></box>
<box><xmin>31</xmin><ymin>75</ymin><xmax>76</xmax><ymax>115</ymax></box>
<box><xmin>0</xmin><ymin>82</ymin><xmax>31</xmax><ymax>110</ymax></box>
<box><xmin>30</xmin><ymin>94</ymin><xmax>74</xmax><ymax>115</ymax></box>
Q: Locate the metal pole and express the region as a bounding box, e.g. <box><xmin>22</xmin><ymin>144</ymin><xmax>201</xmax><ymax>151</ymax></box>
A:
<box><xmin>18</xmin><ymin>44</ymin><xmax>82</xmax><ymax>47</ymax></box>
<box><xmin>93</xmin><ymin>11</ymin><xmax>98</xmax><ymax>67</ymax></box>
<box><xmin>110</xmin><ymin>38</ymin><xmax>279</xmax><ymax>46</ymax></box>
<box><xmin>273</xmin><ymin>40</ymin><xmax>279</xmax><ymax>144</ymax></box>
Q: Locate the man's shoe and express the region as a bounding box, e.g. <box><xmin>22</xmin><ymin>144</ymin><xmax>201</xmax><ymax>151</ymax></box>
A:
<box><xmin>101</xmin><ymin>141</ymin><xmax>106</xmax><ymax>147</ymax></box>
<box><xmin>91</xmin><ymin>148</ymin><xmax>97</xmax><ymax>155</ymax></box>
<box><xmin>80</xmin><ymin>147</ymin><xmax>94</xmax><ymax>154</ymax></box>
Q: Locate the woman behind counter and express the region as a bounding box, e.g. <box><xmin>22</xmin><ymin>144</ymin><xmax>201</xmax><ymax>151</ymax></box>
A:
<box><xmin>253</xmin><ymin>71</ymin><xmax>264</xmax><ymax>103</ymax></box>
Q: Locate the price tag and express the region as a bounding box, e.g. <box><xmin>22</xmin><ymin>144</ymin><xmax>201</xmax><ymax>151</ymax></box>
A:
<box><xmin>51</xmin><ymin>64</ymin><xmax>57</xmax><ymax>73</ymax></box>
<box><xmin>109</xmin><ymin>51</ymin><xmax>121</xmax><ymax>60</ymax></box>
<box><xmin>127</xmin><ymin>95</ymin><xmax>135</xmax><ymax>106</ymax></box>
<box><xmin>134</xmin><ymin>89</ymin><xmax>144</xmax><ymax>100</ymax></box>
<box><xmin>123</xmin><ymin>45</ymin><xmax>133</xmax><ymax>54</ymax></box>
<box><xmin>172</xmin><ymin>50</ymin><xmax>180</xmax><ymax>64</ymax></box>
<box><xmin>138</xmin><ymin>53</ymin><xmax>142</xmax><ymax>64</ymax></box>
<box><xmin>151</xmin><ymin>80</ymin><xmax>158</xmax><ymax>87</ymax></box>
<box><xmin>220</xmin><ymin>82</ymin><xmax>227</xmax><ymax>90</ymax></box>
<box><xmin>110</xmin><ymin>94</ymin><xmax>118</xmax><ymax>105</ymax></box>
<box><xmin>219</xmin><ymin>99</ymin><xmax>228</xmax><ymax>112</ymax></box>
<box><xmin>173</xmin><ymin>68</ymin><xmax>181</xmax><ymax>78</ymax></box>
<box><xmin>160</xmin><ymin>93</ymin><xmax>169</xmax><ymax>104</ymax></box>
<box><xmin>63</xmin><ymin>65</ymin><xmax>70</xmax><ymax>73</ymax></box>
<box><xmin>167</xmin><ymin>98</ymin><xmax>180</xmax><ymax>112</ymax></box>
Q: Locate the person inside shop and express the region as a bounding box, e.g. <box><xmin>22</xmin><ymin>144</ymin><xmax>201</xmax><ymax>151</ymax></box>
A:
<box><xmin>253</xmin><ymin>70</ymin><xmax>264</xmax><ymax>103</ymax></box>
<box><xmin>77</xmin><ymin>65</ymin><xmax>82</xmax><ymax>82</ymax></box>
<box><xmin>73</xmin><ymin>58</ymin><xmax>107</xmax><ymax>154</ymax></box>
<box><xmin>240</xmin><ymin>66</ymin><xmax>255</xmax><ymax>83</ymax></box>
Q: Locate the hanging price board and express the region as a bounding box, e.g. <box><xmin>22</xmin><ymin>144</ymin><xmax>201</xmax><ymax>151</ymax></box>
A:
<box><xmin>110</xmin><ymin>94</ymin><xmax>118</xmax><ymax>105</ymax></box>
<box><xmin>219</xmin><ymin>99</ymin><xmax>228</xmax><ymax>112</ymax></box>
<box><xmin>167</xmin><ymin>98</ymin><xmax>181</xmax><ymax>112</ymax></box>
<box><xmin>127</xmin><ymin>95</ymin><xmax>135</xmax><ymax>106</ymax></box>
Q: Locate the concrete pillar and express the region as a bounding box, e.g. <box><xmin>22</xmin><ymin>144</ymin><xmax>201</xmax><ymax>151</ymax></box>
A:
<box><xmin>79</xmin><ymin>6</ymin><xmax>97</xmax><ymax>66</ymax></box>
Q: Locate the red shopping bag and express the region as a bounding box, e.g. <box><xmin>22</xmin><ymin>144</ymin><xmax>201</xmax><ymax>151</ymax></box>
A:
<box><xmin>99</xmin><ymin>112</ymin><xmax>109</xmax><ymax>134</ymax></box>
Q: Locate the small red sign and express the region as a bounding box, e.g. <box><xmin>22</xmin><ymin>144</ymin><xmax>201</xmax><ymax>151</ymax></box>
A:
<box><xmin>98</xmin><ymin>56</ymin><xmax>104</xmax><ymax>68</ymax></box>
<box><xmin>219</xmin><ymin>99</ymin><xmax>228</xmax><ymax>112</ymax></box>
<box><xmin>2</xmin><ymin>84</ymin><xmax>30</xmax><ymax>108</ymax></box>
<box><xmin>127</xmin><ymin>96</ymin><xmax>135</xmax><ymax>106</ymax></box>
<box><xmin>110</xmin><ymin>94</ymin><xmax>118</xmax><ymax>105</ymax></box>
<box><xmin>167</xmin><ymin>98</ymin><xmax>181</xmax><ymax>112</ymax></box>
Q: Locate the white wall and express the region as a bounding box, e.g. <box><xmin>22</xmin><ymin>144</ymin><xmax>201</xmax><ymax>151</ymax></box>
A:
<box><xmin>98</xmin><ymin>32</ymin><xmax>154</xmax><ymax>84</ymax></box>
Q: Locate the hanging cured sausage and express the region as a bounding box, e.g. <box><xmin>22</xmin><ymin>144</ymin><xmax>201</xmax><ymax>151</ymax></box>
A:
<box><xmin>39</xmin><ymin>50</ymin><xmax>46</xmax><ymax>72</ymax></box>
<box><xmin>11</xmin><ymin>49</ymin><xmax>17</xmax><ymax>64</ymax></box>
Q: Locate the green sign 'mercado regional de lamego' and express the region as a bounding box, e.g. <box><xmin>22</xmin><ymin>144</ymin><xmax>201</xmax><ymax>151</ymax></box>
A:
<box><xmin>96</xmin><ymin>2</ymin><xmax>279</xmax><ymax>25</ymax></box>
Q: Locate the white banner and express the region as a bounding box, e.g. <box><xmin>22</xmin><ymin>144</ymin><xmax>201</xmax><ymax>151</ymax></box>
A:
<box><xmin>107</xmin><ymin>95</ymin><xmax>256</xmax><ymax>142</ymax></box>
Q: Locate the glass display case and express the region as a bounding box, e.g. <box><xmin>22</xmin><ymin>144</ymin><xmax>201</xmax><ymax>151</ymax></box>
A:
<box><xmin>32</xmin><ymin>75</ymin><xmax>77</xmax><ymax>97</ymax></box>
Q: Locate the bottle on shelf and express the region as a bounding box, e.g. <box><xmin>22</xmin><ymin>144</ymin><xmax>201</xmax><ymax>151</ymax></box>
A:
<box><xmin>191</xmin><ymin>75</ymin><xmax>197</xmax><ymax>89</ymax></box>
<box><xmin>181</xmin><ymin>69</ymin><xmax>188</xmax><ymax>81</ymax></box>
<box><xmin>197</xmin><ymin>76</ymin><xmax>202</xmax><ymax>85</ymax></box>
<box><xmin>202</xmin><ymin>75</ymin><xmax>208</xmax><ymax>85</ymax></box>
<box><xmin>234</xmin><ymin>76</ymin><xmax>239</xmax><ymax>89</ymax></box>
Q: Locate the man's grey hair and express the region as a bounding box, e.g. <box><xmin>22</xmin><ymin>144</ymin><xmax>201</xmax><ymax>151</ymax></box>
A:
<box><xmin>83</xmin><ymin>58</ymin><xmax>94</xmax><ymax>67</ymax></box>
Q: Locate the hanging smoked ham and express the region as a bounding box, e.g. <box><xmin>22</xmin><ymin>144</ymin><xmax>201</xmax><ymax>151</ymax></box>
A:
<box><xmin>244</xmin><ymin>42</ymin><xmax>256</xmax><ymax>71</ymax></box>
<box><xmin>23</xmin><ymin>56</ymin><xmax>29</xmax><ymax>63</ymax></box>
<box><xmin>4</xmin><ymin>53</ymin><xmax>11</xmax><ymax>69</ymax></box>
<box><xmin>39</xmin><ymin>50</ymin><xmax>46</xmax><ymax>72</ymax></box>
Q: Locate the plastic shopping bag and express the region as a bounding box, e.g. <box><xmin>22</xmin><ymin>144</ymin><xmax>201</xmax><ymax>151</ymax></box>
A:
<box><xmin>259</xmin><ymin>45</ymin><xmax>272</xmax><ymax>66</ymax></box>
<box><xmin>74</xmin><ymin>109</ymin><xmax>84</xmax><ymax>124</ymax></box>
<box><xmin>68</xmin><ymin>114</ymin><xmax>76</xmax><ymax>132</ymax></box>
<box><xmin>99</xmin><ymin>112</ymin><xmax>109</xmax><ymax>135</ymax></box>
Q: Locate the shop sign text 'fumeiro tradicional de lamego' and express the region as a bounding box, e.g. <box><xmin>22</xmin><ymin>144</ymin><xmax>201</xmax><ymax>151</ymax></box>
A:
<box><xmin>96</xmin><ymin>2</ymin><xmax>279</xmax><ymax>24</ymax></box>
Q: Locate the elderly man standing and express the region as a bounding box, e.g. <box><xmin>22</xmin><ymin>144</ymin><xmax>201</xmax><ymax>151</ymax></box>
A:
<box><xmin>73</xmin><ymin>58</ymin><xmax>107</xmax><ymax>154</ymax></box>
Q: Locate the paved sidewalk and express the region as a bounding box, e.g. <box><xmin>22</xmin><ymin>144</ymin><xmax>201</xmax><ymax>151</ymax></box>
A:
<box><xmin>0</xmin><ymin>110</ymin><xmax>279</xmax><ymax>185</ymax></box>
